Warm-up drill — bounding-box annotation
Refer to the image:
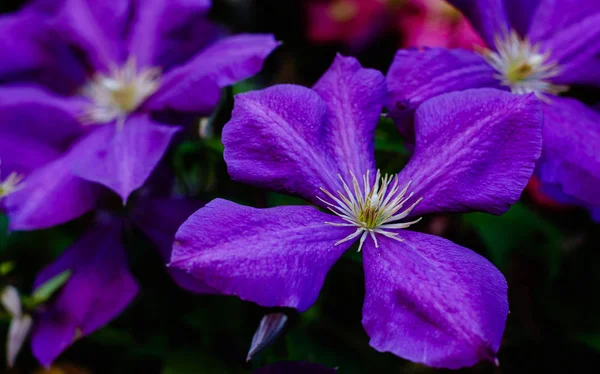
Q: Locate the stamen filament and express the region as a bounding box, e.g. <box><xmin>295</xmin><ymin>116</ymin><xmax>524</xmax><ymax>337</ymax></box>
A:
<box><xmin>320</xmin><ymin>169</ymin><xmax>423</xmax><ymax>252</ymax></box>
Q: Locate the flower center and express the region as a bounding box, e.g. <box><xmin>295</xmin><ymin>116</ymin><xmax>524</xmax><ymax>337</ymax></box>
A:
<box><xmin>0</xmin><ymin>163</ymin><xmax>23</xmax><ymax>199</ymax></box>
<box><xmin>318</xmin><ymin>169</ymin><xmax>423</xmax><ymax>252</ymax></box>
<box><xmin>81</xmin><ymin>57</ymin><xmax>161</xmax><ymax>127</ymax></box>
<box><xmin>482</xmin><ymin>30</ymin><xmax>566</xmax><ymax>97</ymax></box>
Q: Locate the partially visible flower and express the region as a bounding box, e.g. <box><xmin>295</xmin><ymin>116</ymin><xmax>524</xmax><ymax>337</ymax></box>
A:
<box><xmin>386</xmin><ymin>0</ymin><xmax>600</xmax><ymax>220</ymax></box>
<box><xmin>31</xmin><ymin>195</ymin><xmax>212</xmax><ymax>367</ymax></box>
<box><xmin>0</xmin><ymin>0</ymin><xmax>278</xmax><ymax>231</ymax></box>
<box><xmin>306</xmin><ymin>0</ymin><xmax>482</xmax><ymax>50</ymax></box>
<box><xmin>170</xmin><ymin>55</ymin><xmax>542</xmax><ymax>368</ymax></box>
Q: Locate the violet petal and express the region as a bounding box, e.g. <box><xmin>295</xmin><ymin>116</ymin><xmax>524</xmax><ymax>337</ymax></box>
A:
<box><xmin>446</xmin><ymin>0</ymin><xmax>510</xmax><ymax>47</ymax></box>
<box><xmin>362</xmin><ymin>232</ymin><xmax>507</xmax><ymax>369</ymax></box>
<box><xmin>51</xmin><ymin>0</ymin><xmax>131</xmax><ymax>70</ymax></box>
<box><xmin>528</xmin><ymin>1</ymin><xmax>600</xmax><ymax>86</ymax></box>
<box><xmin>171</xmin><ymin>199</ymin><xmax>355</xmax><ymax>312</ymax></box>
<box><xmin>69</xmin><ymin>115</ymin><xmax>180</xmax><ymax>202</ymax></box>
<box><xmin>145</xmin><ymin>34</ymin><xmax>279</xmax><ymax>114</ymax></box>
<box><xmin>127</xmin><ymin>0</ymin><xmax>214</xmax><ymax>69</ymax></box>
<box><xmin>4</xmin><ymin>153</ymin><xmax>101</xmax><ymax>231</ymax></box>
<box><xmin>536</xmin><ymin>97</ymin><xmax>600</xmax><ymax>207</ymax></box>
<box><xmin>222</xmin><ymin>85</ymin><xmax>342</xmax><ymax>205</ymax></box>
<box><xmin>397</xmin><ymin>89</ymin><xmax>541</xmax><ymax>217</ymax></box>
<box><xmin>0</xmin><ymin>84</ymin><xmax>85</xmax><ymax>150</ymax></box>
<box><xmin>386</xmin><ymin>48</ymin><xmax>501</xmax><ymax>138</ymax></box>
<box><xmin>313</xmin><ymin>54</ymin><xmax>385</xmax><ymax>183</ymax></box>
<box><xmin>31</xmin><ymin>219</ymin><xmax>139</xmax><ymax>367</ymax></box>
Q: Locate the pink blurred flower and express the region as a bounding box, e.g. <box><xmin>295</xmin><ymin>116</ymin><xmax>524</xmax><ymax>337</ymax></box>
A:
<box><xmin>306</xmin><ymin>0</ymin><xmax>484</xmax><ymax>50</ymax></box>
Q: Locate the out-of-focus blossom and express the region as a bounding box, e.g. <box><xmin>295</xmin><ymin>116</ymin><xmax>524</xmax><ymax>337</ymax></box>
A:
<box><xmin>170</xmin><ymin>55</ymin><xmax>542</xmax><ymax>368</ymax></box>
<box><xmin>31</xmin><ymin>195</ymin><xmax>212</xmax><ymax>367</ymax></box>
<box><xmin>306</xmin><ymin>0</ymin><xmax>483</xmax><ymax>50</ymax></box>
<box><xmin>1</xmin><ymin>286</ymin><xmax>32</xmax><ymax>368</ymax></box>
<box><xmin>0</xmin><ymin>0</ymin><xmax>278</xmax><ymax>231</ymax></box>
<box><xmin>386</xmin><ymin>0</ymin><xmax>600</xmax><ymax>221</ymax></box>
<box><xmin>247</xmin><ymin>313</ymin><xmax>288</xmax><ymax>361</ymax></box>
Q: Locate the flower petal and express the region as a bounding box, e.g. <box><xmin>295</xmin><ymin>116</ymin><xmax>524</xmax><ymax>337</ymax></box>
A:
<box><xmin>313</xmin><ymin>54</ymin><xmax>385</xmax><ymax>183</ymax></box>
<box><xmin>128</xmin><ymin>0</ymin><xmax>215</xmax><ymax>70</ymax></box>
<box><xmin>0</xmin><ymin>9</ymin><xmax>49</xmax><ymax>78</ymax></box>
<box><xmin>446</xmin><ymin>0</ymin><xmax>510</xmax><ymax>46</ymax></box>
<box><xmin>222</xmin><ymin>84</ymin><xmax>341</xmax><ymax>205</ymax></box>
<box><xmin>0</xmin><ymin>85</ymin><xmax>85</xmax><ymax>150</ymax></box>
<box><xmin>69</xmin><ymin>115</ymin><xmax>180</xmax><ymax>202</ymax></box>
<box><xmin>387</xmin><ymin>48</ymin><xmax>500</xmax><ymax>112</ymax></box>
<box><xmin>31</xmin><ymin>220</ymin><xmax>139</xmax><ymax>367</ymax></box>
<box><xmin>4</xmin><ymin>153</ymin><xmax>101</xmax><ymax>231</ymax></box>
<box><xmin>398</xmin><ymin>88</ymin><xmax>542</xmax><ymax>216</ymax></box>
<box><xmin>0</xmin><ymin>133</ymin><xmax>60</xmax><ymax>177</ymax></box>
<box><xmin>527</xmin><ymin>1</ymin><xmax>600</xmax><ymax>86</ymax></box>
<box><xmin>362</xmin><ymin>232</ymin><xmax>508</xmax><ymax>369</ymax></box>
<box><xmin>170</xmin><ymin>199</ymin><xmax>354</xmax><ymax>312</ymax></box>
<box><xmin>386</xmin><ymin>48</ymin><xmax>500</xmax><ymax>139</ymax></box>
<box><xmin>145</xmin><ymin>34</ymin><xmax>279</xmax><ymax>114</ymax></box>
<box><xmin>51</xmin><ymin>0</ymin><xmax>132</xmax><ymax>70</ymax></box>
<box><xmin>536</xmin><ymin>97</ymin><xmax>600</xmax><ymax>207</ymax></box>
<box><xmin>132</xmin><ymin>197</ymin><xmax>217</xmax><ymax>294</ymax></box>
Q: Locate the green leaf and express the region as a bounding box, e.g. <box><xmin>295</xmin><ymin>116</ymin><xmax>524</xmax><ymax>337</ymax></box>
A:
<box><xmin>23</xmin><ymin>270</ymin><xmax>71</xmax><ymax>309</ymax></box>
<box><xmin>574</xmin><ymin>333</ymin><xmax>600</xmax><ymax>351</ymax></box>
<box><xmin>374</xmin><ymin>115</ymin><xmax>409</xmax><ymax>155</ymax></box>
<box><xmin>0</xmin><ymin>261</ymin><xmax>15</xmax><ymax>276</ymax></box>
<box><xmin>463</xmin><ymin>203</ymin><xmax>563</xmax><ymax>277</ymax></box>
<box><xmin>232</xmin><ymin>79</ymin><xmax>258</xmax><ymax>95</ymax></box>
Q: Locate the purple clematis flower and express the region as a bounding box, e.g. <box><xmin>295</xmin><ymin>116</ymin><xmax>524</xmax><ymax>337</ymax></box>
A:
<box><xmin>0</xmin><ymin>0</ymin><xmax>278</xmax><ymax>230</ymax></box>
<box><xmin>386</xmin><ymin>0</ymin><xmax>600</xmax><ymax>220</ymax></box>
<box><xmin>170</xmin><ymin>55</ymin><xmax>543</xmax><ymax>368</ymax></box>
<box><xmin>30</xmin><ymin>195</ymin><xmax>211</xmax><ymax>367</ymax></box>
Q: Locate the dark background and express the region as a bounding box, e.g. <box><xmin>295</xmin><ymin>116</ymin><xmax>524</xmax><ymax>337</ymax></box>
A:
<box><xmin>1</xmin><ymin>0</ymin><xmax>600</xmax><ymax>373</ymax></box>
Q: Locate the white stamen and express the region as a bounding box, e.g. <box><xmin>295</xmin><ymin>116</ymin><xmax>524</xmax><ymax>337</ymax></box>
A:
<box><xmin>81</xmin><ymin>57</ymin><xmax>161</xmax><ymax>127</ymax></box>
<box><xmin>481</xmin><ymin>30</ymin><xmax>567</xmax><ymax>98</ymax></box>
<box><xmin>0</xmin><ymin>161</ymin><xmax>23</xmax><ymax>199</ymax></box>
<box><xmin>319</xmin><ymin>169</ymin><xmax>423</xmax><ymax>252</ymax></box>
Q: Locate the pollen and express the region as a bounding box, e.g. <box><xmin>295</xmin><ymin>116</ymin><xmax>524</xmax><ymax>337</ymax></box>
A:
<box><xmin>482</xmin><ymin>30</ymin><xmax>567</xmax><ymax>98</ymax></box>
<box><xmin>81</xmin><ymin>57</ymin><xmax>161</xmax><ymax>127</ymax></box>
<box><xmin>318</xmin><ymin>169</ymin><xmax>423</xmax><ymax>252</ymax></box>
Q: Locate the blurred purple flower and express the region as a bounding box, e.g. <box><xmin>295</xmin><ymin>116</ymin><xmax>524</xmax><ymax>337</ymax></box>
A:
<box><xmin>386</xmin><ymin>0</ymin><xmax>600</xmax><ymax>220</ymax></box>
<box><xmin>0</xmin><ymin>0</ymin><xmax>278</xmax><ymax>230</ymax></box>
<box><xmin>170</xmin><ymin>55</ymin><xmax>542</xmax><ymax>368</ymax></box>
<box><xmin>30</xmin><ymin>195</ymin><xmax>212</xmax><ymax>367</ymax></box>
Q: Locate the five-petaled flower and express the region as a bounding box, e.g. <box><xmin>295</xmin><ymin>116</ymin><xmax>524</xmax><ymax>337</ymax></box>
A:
<box><xmin>170</xmin><ymin>55</ymin><xmax>542</xmax><ymax>368</ymax></box>
<box><xmin>386</xmin><ymin>0</ymin><xmax>600</xmax><ymax>221</ymax></box>
<box><xmin>0</xmin><ymin>0</ymin><xmax>278</xmax><ymax>231</ymax></box>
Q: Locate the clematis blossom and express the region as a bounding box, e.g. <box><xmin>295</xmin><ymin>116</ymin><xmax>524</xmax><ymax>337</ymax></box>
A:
<box><xmin>0</xmin><ymin>0</ymin><xmax>278</xmax><ymax>230</ymax></box>
<box><xmin>30</xmin><ymin>195</ymin><xmax>212</xmax><ymax>367</ymax></box>
<box><xmin>386</xmin><ymin>0</ymin><xmax>600</xmax><ymax>220</ymax></box>
<box><xmin>170</xmin><ymin>55</ymin><xmax>542</xmax><ymax>368</ymax></box>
